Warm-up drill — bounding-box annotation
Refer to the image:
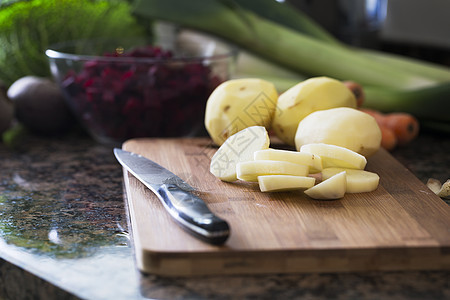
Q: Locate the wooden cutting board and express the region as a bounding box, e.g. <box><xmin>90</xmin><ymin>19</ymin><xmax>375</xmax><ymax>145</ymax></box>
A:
<box><xmin>122</xmin><ymin>138</ymin><xmax>450</xmax><ymax>276</ymax></box>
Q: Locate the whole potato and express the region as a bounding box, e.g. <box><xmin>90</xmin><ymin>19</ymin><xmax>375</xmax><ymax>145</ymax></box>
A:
<box><xmin>204</xmin><ymin>78</ymin><xmax>278</xmax><ymax>145</ymax></box>
<box><xmin>272</xmin><ymin>76</ymin><xmax>357</xmax><ymax>146</ymax></box>
<box><xmin>295</xmin><ymin>107</ymin><xmax>382</xmax><ymax>157</ymax></box>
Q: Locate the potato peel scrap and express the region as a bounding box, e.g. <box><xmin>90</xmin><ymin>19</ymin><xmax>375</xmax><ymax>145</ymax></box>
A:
<box><xmin>438</xmin><ymin>180</ymin><xmax>450</xmax><ymax>199</ymax></box>
<box><xmin>427</xmin><ymin>178</ymin><xmax>450</xmax><ymax>199</ymax></box>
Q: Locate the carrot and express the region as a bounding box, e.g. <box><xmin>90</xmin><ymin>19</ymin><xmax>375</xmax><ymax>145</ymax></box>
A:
<box><xmin>379</xmin><ymin>125</ymin><xmax>398</xmax><ymax>151</ymax></box>
<box><xmin>383</xmin><ymin>113</ymin><xmax>420</xmax><ymax>145</ymax></box>
<box><xmin>343</xmin><ymin>81</ymin><xmax>365</xmax><ymax>107</ymax></box>
<box><xmin>360</xmin><ymin>108</ymin><xmax>420</xmax><ymax>149</ymax></box>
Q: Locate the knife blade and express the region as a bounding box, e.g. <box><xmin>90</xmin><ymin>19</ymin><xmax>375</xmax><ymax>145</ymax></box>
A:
<box><xmin>114</xmin><ymin>148</ymin><xmax>230</xmax><ymax>245</ymax></box>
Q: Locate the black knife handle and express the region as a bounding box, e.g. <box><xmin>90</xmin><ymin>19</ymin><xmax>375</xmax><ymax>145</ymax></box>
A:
<box><xmin>156</xmin><ymin>183</ymin><xmax>230</xmax><ymax>245</ymax></box>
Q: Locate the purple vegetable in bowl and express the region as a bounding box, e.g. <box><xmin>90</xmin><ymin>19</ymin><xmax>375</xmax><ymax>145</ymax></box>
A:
<box><xmin>60</xmin><ymin>45</ymin><xmax>224</xmax><ymax>144</ymax></box>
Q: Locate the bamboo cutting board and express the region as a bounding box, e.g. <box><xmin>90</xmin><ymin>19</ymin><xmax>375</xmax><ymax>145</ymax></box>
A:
<box><xmin>122</xmin><ymin>138</ymin><xmax>450</xmax><ymax>276</ymax></box>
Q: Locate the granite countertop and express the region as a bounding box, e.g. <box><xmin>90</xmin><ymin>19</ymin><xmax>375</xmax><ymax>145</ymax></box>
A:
<box><xmin>0</xmin><ymin>130</ymin><xmax>449</xmax><ymax>300</ymax></box>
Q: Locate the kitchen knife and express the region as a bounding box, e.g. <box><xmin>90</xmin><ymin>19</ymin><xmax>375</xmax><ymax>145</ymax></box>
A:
<box><xmin>114</xmin><ymin>148</ymin><xmax>230</xmax><ymax>245</ymax></box>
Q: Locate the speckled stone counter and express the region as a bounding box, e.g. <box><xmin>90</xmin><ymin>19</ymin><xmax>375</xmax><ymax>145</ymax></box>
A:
<box><xmin>0</xmin><ymin>131</ymin><xmax>449</xmax><ymax>300</ymax></box>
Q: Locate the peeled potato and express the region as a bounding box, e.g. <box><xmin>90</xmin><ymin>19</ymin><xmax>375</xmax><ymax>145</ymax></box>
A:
<box><xmin>272</xmin><ymin>77</ymin><xmax>357</xmax><ymax>146</ymax></box>
<box><xmin>254</xmin><ymin>148</ymin><xmax>322</xmax><ymax>173</ymax></box>
<box><xmin>204</xmin><ymin>78</ymin><xmax>278</xmax><ymax>145</ymax></box>
<box><xmin>295</xmin><ymin>107</ymin><xmax>381</xmax><ymax>157</ymax></box>
<box><xmin>300</xmin><ymin>143</ymin><xmax>367</xmax><ymax>170</ymax></box>
<box><xmin>236</xmin><ymin>160</ymin><xmax>309</xmax><ymax>182</ymax></box>
<box><xmin>210</xmin><ymin>126</ymin><xmax>270</xmax><ymax>182</ymax></box>
<box><xmin>322</xmin><ymin>167</ymin><xmax>379</xmax><ymax>193</ymax></box>
<box><xmin>258</xmin><ymin>175</ymin><xmax>315</xmax><ymax>192</ymax></box>
<box><xmin>304</xmin><ymin>171</ymin><xmax>347</xmax><ymax>200</ymax></box>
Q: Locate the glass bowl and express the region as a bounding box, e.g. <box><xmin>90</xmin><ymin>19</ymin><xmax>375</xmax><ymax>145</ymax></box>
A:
<box><xmin>46</xmin><ymin>34</ymin><xmax>236</xmax><ymax>145</ymax></box>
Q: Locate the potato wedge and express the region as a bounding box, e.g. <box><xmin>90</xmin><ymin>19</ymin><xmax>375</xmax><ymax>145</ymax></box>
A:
<box><xmin>300</xmin><ymin>143</ymin><xmax>367</xmax><ymax>170</ymax></box>
<box><xmin>254</xmin><ymin>148</ymin><xmax>322</xmax><ymax>173</ymax></box>
<box><xmin>322</xmin><ymin>168</ymin><xmax>379</xmax><ymax>193</ymax></box>
<box><xmin>304</xmin><ymin>171</ymin><xmax>347</xmax><ymax>200</ymax></box>
<box><xmin>210</xmin><ymin>126</ymin><xmax>270</xmax><ymax>182</ymax></box>
<box><xmin>258</xmin><ymin>175</ymin><xmax>315</xmax><ymax>192</ymax></box>
<box><xmin>236</xmin><ymin>160</ymin><xmax>309</xmax><ymax>182</ymax></box>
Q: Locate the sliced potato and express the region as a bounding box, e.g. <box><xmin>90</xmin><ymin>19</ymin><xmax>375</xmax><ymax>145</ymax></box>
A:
<box><xmin>300</xmin><ymin>143</ymin><xmax>367</xmax><ymax>170</ymax></box>
<box><xmin>204</xmin><ymin>78</ymin><xmax>278</xmax><ymax>145</ymax></box>
<box><xmin>210</xmin><ymin>126</ymin><xmax>270</xmax><ymax>182</ymax></box>
<box><xmin>304</xmin><ymin>171</ymin><xmax>347</xmax><ymax>200</ymax></box>
<box><xmin>254</xmin><ymin>148</ymin><xmax>322</xmax><ymax>173</ymax></box>
<box><xmin>322</xmin><ymin>168</ymin><xmax>379</xmax><ymax>193</ymax></box>
<box><xmin>236</xmin><ymin>160</ymin><xmax>309</xmax><ymax>182</ymax></box>
<box><xmin>258</xmin><ymin>175</ymin><xmax>315</xmax><ymax>192</ymax></box>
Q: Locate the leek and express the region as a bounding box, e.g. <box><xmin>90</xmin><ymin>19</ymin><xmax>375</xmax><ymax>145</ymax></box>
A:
<box><xmin>233</xmin><ymin>49</ymin><xmax>307</xmax><ymax>93</ymax></box>
<box><xmin>233</xmin><ymin>0</ymin><xmax>341</xmax><ymax>46</ymax></box>
<box><xmin>364</xmin><ymin>83</ymin><xmax>450</xmax><ymax>122</ymax></box>
<box><xmin>235</xmin><ymin>50</ymin><xmax>306</xmax><ymax>82</ymax></box>
<box><xmin>358</xmin><ymin>49</ymin><xmax>450</xmax><ymax>83</ymax></box>
<box><xmin>233</xmin><ymin>0</ymin><xmax>450</xmax><ymax>83</ymax></box>
<box><xmin>133</xmin><ymin>0</ymin><xmax>435</xmax><ymax>90</ymax></box>
<box><xmin>179</xmin><ymin>29</ymin><xmax>305</xmax><ymax>82</ymax></box>
<box><xmin>132</xmin><ymin>0</ymin><xmax>450</xmax><ymax>129</ymax></box>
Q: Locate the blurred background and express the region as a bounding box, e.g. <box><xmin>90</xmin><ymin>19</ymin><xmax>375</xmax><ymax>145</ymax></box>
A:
<box><xmin>288</xmin><ymin>0</ymin><xmax>450</xmax><ymax>66</ymax></box>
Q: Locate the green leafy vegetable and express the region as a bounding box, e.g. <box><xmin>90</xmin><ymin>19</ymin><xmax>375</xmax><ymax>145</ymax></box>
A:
<box><xmin>0</xmin><ymin>0</ymin><xmax>148</xmax><ymax>86</ymax></box>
